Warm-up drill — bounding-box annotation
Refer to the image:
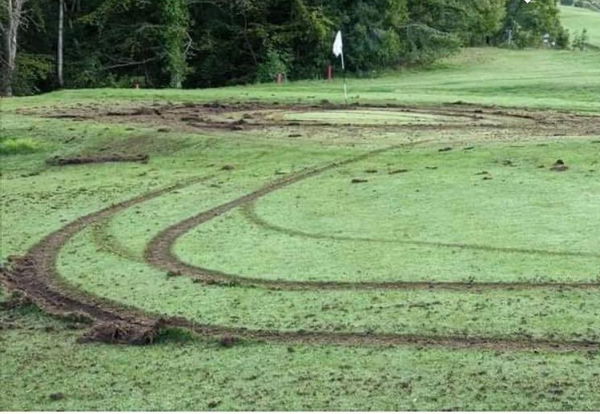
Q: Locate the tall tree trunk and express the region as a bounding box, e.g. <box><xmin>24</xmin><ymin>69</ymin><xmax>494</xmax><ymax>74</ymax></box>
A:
<box><xmin>162</xmin><ymin>0</ymin><xmax>189</xmax><ymax>89</ymax></box>
<box><xmin>1</xmin><ymin>0</ymin><xmax>27</xmax><ymax>97</ymax></box>
<box><xmin>2</xmin><ymin>21</ymin><xmax>14</xmax><ymax>96</ymax></box>
<box><xmin>57</xmin><ymin>0</ymin><xmax>64</xmax><ymax>88</ymax></box>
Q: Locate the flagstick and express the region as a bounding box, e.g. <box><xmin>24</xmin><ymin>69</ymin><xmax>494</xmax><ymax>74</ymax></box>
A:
<box><xmin>341</xmin><ymin>52</ymin><xmax>348</xmax><ymax>105</ymax></box>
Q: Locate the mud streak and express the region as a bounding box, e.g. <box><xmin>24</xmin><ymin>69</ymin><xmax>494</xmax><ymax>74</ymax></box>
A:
<box><xmin>145</xmin><ymin>146</ymin><xmax>600</xmax><ymax>292</ymax></box>
<box><xmin>2</xmin><ymin>146</ymin><xmax>599</xmax><ymax>351</ymax></box>
<box><xmin>241</xmin><ymin>202</ymin><xmax>600</xmax><ymax>260</ymax></box>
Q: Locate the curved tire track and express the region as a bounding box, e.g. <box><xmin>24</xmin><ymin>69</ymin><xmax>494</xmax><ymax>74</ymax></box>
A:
<box><xmin>1</xmin><ymin>149</ymin><xmax>599</xmax><ymax>351</ymax></box>
<box><xmin>0</xmin><ymin>177</ymin><xmax>213</xmax><ymax>333</ymax></box>
<box><xmin>241</xmin><ymin>202</ymin><xmax>600</xmax><ymax>260</ymax></box>
<box><xmin>145</xmin><ymin>150</ymin><xmax>600</xmax><ymax>292</ymax></box>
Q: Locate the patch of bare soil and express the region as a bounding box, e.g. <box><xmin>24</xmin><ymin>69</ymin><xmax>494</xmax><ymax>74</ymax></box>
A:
<box><xmin>21</xmin><ymin>102</ymin><xmax>600</xmax><ymax>138</ymax></box>
<box><xmin>78</xmin><ymin>320</ymin><xmax>163</xmax><ymax>345</ymax></box>
<box><xmin>46</xmin><ymin>153</ymin><xmax>149</xmax><ymax>166</ymax></box>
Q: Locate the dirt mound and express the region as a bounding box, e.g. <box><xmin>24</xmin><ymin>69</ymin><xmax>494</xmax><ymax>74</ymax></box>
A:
<box><xmin>550</xmin><ymin>159</ymin><xmax>569</xmax><ymax>172</ymax></box>
<box><xmin>218</xmin><ymin>335</ymin><xmax>240</xmax><ymax>348</ymax></box>
<box><xmin>389</xmin><ymin>169</ymin><xmax>409</xmax><ymax>175</ymax></box>
<box><xmin>78</xmin><ymin>320</ymin><xmax>163</xmax><ymax>345</ymax></box>
<box><xmin>351</xmin><ymin>178</ymin><xmax>369</xmax><ymax>184</ymax></box>
<box><xmin>46</xmin><ymin>153</ymin><xmax>149</xmax><ymax>166</ymax></box>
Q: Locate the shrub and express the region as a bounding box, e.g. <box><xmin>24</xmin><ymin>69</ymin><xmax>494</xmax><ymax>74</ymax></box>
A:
<box><xmin>572</xmin><ymin>29</ymin><xmax>589</xmax><ymax>50</ymax></box>
<box><xmin>255</xmin><ymin>48</ymin><xmax>293</xmax><ymax>83</ymax></box>
<box><xmin>12</xmin><ymin>54</ymin><xmax>53</xmax><ymax>96</ymax></box>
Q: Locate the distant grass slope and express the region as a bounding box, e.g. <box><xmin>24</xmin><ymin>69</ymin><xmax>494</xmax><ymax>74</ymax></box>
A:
<box><xmin>3</xmin><ymin>48</ymin><xmax>600</xmax><ymax>113</ymax></box>
<box><xmin>560</xmin><ymin>5</ymin><xmax>600</xmax><ymax>47</ymax></box>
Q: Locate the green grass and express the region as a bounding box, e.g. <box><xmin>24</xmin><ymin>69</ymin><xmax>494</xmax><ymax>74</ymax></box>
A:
<box><xmin>176</xmin><ymin>140</ymin><xmax>600</xmax><ymax>284</ymax></box>
<box><xmin>0</xmin><ymin>137</ymin><xmax>43</xmax><ymax>155</ymax></box>
<box><xmin>2</xmin><ymin>308</ymin><xmax>599</xmax><ymax>411</ymax></box>
<box><xmin>560</xmin><ymin>5</ymin><xmax>600</xmax><ymax>47</ymax></box>
<box><xmin>2</xmin><ymin>48</ymin><xmax>600</xmax><ymax>113</ymax></box>
<box><xmin>2</xmin><ymin>46</ymin><xmax>600</xmax><ymax>410</ymax></box>
<box><xmin>59</xmin><ymin>234</ymin><xmax>600</xmax><ymax>341</ymax></box>
<box><xmin>50</xmin><ymin>137</ymin><xmax>600</xmax><ymax>341</ymax></box>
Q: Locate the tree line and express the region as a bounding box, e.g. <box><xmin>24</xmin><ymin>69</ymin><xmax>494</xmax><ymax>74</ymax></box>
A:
<box><xmin>560</xmin><ymin>0</ymin><xmax>600</xmax><ymax>12</ymax></box>
<box><xmin>1</xmin><ymin>0</ymin><xmax>568</xmax><ymax>96</ymax></box>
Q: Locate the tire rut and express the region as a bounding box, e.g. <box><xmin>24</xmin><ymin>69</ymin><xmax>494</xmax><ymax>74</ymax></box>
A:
<box><xmin>1</xmin><ymin>177</ymin><xmax>213</xmax><ymax>339</ymax></box>
<box><xmin>241</xmin><ymin>202</ymin><xmax>600</xmax><ymax>260</ymax></box>
<box><xmin>2</xmin><ymin>147</ymin><xmax>599</xmax><ymax>351</ymax></box>
<box><xmin>145</xmin><ymin>149</ymin><xmax>600</xmax><ymax>292</ymax></box>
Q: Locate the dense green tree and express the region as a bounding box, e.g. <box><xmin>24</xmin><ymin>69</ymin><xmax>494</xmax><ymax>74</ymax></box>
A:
<box><xmin>323</xmin><ymin>0</ymin><xmax>409</xmax><ymax>70</ymax></box>
<box><xmin>503</xmin><ymin>0</ymin><xmax>569</xmax><ymax>47</ymax></box>
<box><xmin>1</xmin><ymin>0</ymin><xmax>571</xmax><ymax>95</ymax></box>
<box><xmin>161</xmin><ymin>0</ymin><xmax>189</xmax><ymax>88</ymax></box>
<box><xmin>1</xmin><ymin>0</ymin><xmax>30</xmax><ymax>96</ymax></box>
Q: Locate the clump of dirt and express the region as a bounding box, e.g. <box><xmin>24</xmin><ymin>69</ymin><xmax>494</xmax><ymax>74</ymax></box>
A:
<box><xmin>203</xmin><ymin>102</ymin><xmax>226</xmax><ymax>110</ymax></box>
<box><xmin>439</xmin><ymin>147</ymin><xmax>453</xmax><ymax>152</ymax></box>
<box><xmin>475</xmin><ymin>171</ymin><xmax>493</xmax><ymax>180</ymax></box>
<box><xmin>550</xmin><ymin>160</ymin><xmax>569</xmax><ymax>172</ymax></box>
<box><xmin>106</xmin><ymin>107</ymin><xmax>161</xmax><ymax>117</ymax></box>
<box><xmin>78</xmin><ymin>320</ymin><xmax>162</xmax><ymax>345</ymax></box>
<box><xmin>49</xmin><ymin>393</ymin><xmax>65</xmax><ymax>401</ymax></box>
<box><xmin>351</xmin><ymin>178</ymin><xmax>369</xmax><ymax>184</ymax></box>
<box><xmin>46</xmin><ymin>153</ymin><xmax>149</xmax><ymax>166</ymax></box>
<box><xmin>218</xmin><ymin>335</ymin><xmax>240</xmax><ymax>348</ymax></box>
<box><xmin>389</xmin><ymin>169</ymin><xmax>409</xmax><ymax>175</ymax></box>
<box><xmin>166</xmin><ymin>270</ymin><xmax>182</xmax><ymax>278</ymax></box>
<box><xmin>221</xmin><ymin>164</ymin><xmax>235</xmax><ymax>171</ymax></box>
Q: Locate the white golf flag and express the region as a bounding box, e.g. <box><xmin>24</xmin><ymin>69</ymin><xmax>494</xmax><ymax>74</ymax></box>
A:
<box><xmin>332</xmin><ymin>30</ymin><xmax>347</xmax><ymax>102</ymax></box>
<box><xmin>333</xmin><ymin>31</ymin><xmax>343</xmax><ymax>58</ymax></box>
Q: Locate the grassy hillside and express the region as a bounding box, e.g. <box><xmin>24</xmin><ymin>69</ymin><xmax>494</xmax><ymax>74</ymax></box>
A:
<box><xmin>3</xmin><ymin>47</ymin><xmax>600</xmax><ymax>114</ymax></box>
<box><xmin>1</xmin><ymin>46</ymin><xmax>600</xmax><ymax>410</ymax></box>
<box><xmin>560</xmin><ymin>5</ymin><xmax>600</xmax><ymax>47</ymax></box>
